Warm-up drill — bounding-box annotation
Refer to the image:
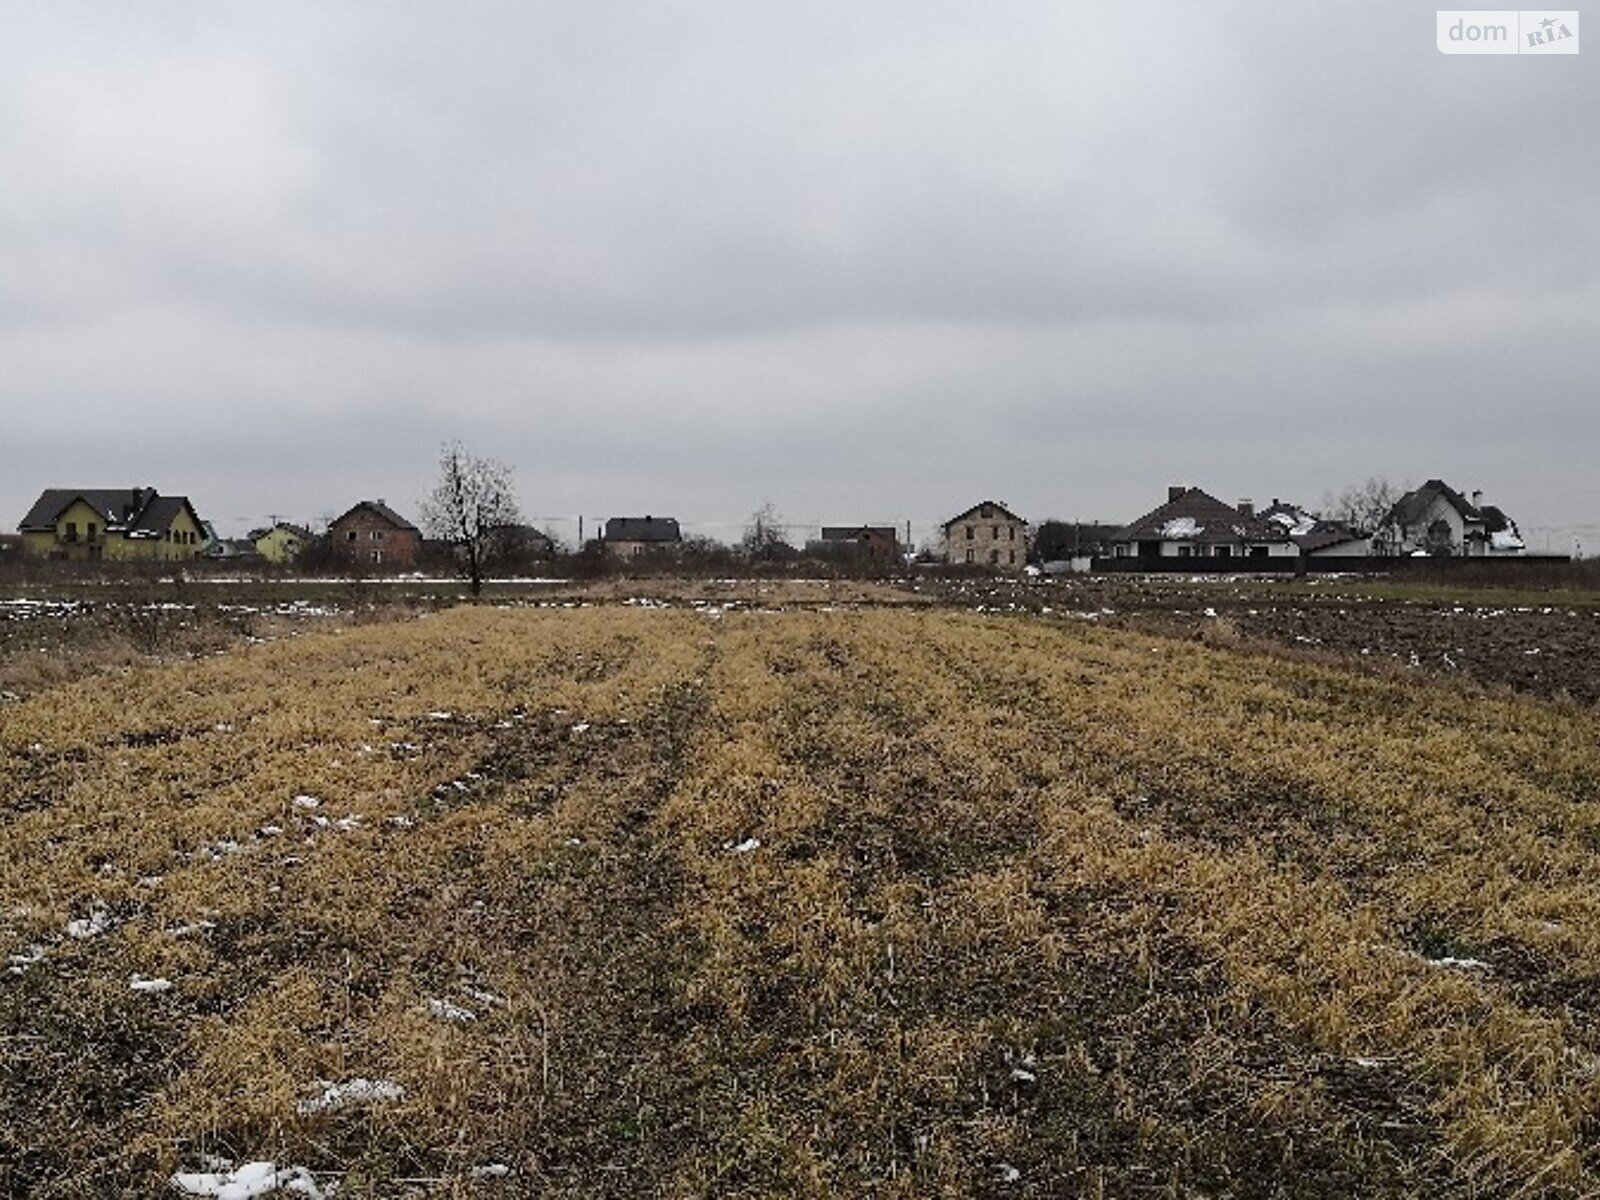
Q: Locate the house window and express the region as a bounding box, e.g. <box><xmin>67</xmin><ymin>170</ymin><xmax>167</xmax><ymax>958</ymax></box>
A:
<box><xmin>64</xmin><ymin>522</ymin><xmax>78</xmax><ymax>542</ymax></box>
<box><xmin>1008</xmin><ymin>550</ymin><xmax>1016</xmax><ymax>564</ymax></box>
<box><xmin>346</xmin><ymin>530</ymin><xmax>358</xmax><ymax>541</ymax></box>
<box><xmin>1177</xmin><ymin>545</ymin><xmax>1192</xmax><ymax>557</ymax></box>
<box><xmin>1008</xmin><ymin>526</ymin><xmax>1015</xmax><ymax>541</ymax></box>
<box><xmin>87</xmin><ymin>523</ymin><xmax>98</xmax><ymax>542</ymax></box>
<box><xmin>965</xmin><ymin>549</ymin><xmax>974</xmax><ymax>563</ymax></box>
<box><xmin>1250</xmin><ymin>546</ymin><xmax>1268</xmax><ymax>558</ymax></box>
<box><xmin>371</xmin><ymin>530</ymin><xmax>384</xmax><ymax>540</ymax></box>
<box><xmin>966</xmin><ymin>525</ymin><xmax>974</xmax><ymax>540</ymax></box>
<box><xmin>370</xmin><ymin>549</ymin><xmax>383</xmax><ymax>563</ymax></box>
<box><xmin>989</xmin><ymin>549</ymin><xmax>999</xmax><ymax>564</ymax></box>
<box><xmin>1214</xmin><ymin>545</ymin><xmax>1231</xmax><ymax>558</ymax></box>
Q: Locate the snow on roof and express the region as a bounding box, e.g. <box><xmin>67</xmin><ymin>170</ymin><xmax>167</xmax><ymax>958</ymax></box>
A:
<box><xmin>1491</xmin><ymin>529</ymin><xmax>1525</xmax><ymax>551</ymax></box>
<box><xmin>1159</xmin><ymin>516</ymin><xmax>1201</xmax><ymax>539</ymax></box>
<box><xmin>1269</xmin><ymin>510</ymin><xmax>1318</xmax><ymax>536</ymax></box>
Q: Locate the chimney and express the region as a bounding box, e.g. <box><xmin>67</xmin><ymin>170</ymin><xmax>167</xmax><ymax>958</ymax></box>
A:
<box><xmin>1168</xmin><ymin>485</ymin><xmax>1186</xmax><ymax>503</ymax></box>
<box><xmin>1471</xmin><ymin>489</ymin><xmax>1483</xmax><ymax>509</ymax></box>
<box><xmin>1238</xmin><ymin>499</ymin><xmax>1254</xmax><ymax>519</ymax></box>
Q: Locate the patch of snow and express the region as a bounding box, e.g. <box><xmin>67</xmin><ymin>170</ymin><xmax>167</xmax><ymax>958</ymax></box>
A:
<box><xmin>8</xmin><ymin>945</ymin><xmax>47</xmax><ymax>974</ymax></box>
<box><xmin>1160</xmin><ymin>517</ymin><xmax>1200</xmax><ymax>539</ymax></box>
<box><xmin>258</xmin><ymin>824</ymin><xmax>283</xmax><ymax>838</ymax></box>
<box><xmin>427</xmin><ymin>998</ymin><xmax>477</xmax><ymax>1023</ymax></box>
<box><xmin>427</xmin><ymin>711</ymin><xmax>454</xmax><ymax>720</ymax></box>
<box><xmin>1427</xmin><ymin>955</ymin><xmax>1490</xmax><ymax>971</ymax></box>
<box><xmin>130</xmin><ymin>974</ymin><xmax>172</xmax><ymax>993</ymax></box>
<box><xmin>291</xmin><ymin>795</ymin><xmax>321</xmax><ymax>810</ymax></box>
<box><xmin>996</xmin><ymin>1163</ymin><xmax>1022</xmax><ymax>1184</ymax></box>
<box><xmin>470</xmin><ymin>1163</ymin><xmax>511</xmax><ymax>1178</ymax></box>
<box><xmin>725</xmin><ymin>836</ymin><xmax>761</xmax><ymax>854</ymax></box>
<box><xmin>66</xmin><ymin>908</ymin><xmax>112</xmax><ymax>939</ymax></box>
<box><xmin>461</xmin><ymin>986</ymin><xmax>506</xmax><ymax>1008</ymax></box>
<box><xmin>570</xmin><ymin>721</ymin><xmax>591</xmax><ymax>734</ymax></box>
<box><xmin>170</xmin><ymin>1159</ymin><xmax>328</xmax><ymax>1198</ymax></box>
<box><xmin>296</xmin><ymin>1077</ymin><xmax>405</xmax><ymax>1115</ymax></box>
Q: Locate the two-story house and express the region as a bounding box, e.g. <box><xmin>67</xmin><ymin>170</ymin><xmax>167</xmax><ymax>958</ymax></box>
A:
<box><xmin>329</xmin><ymin>500</ymin><xmax>421</xmax><ymax>569</ymax></box>
<box><xmin>943</xmin><ymin>501</ymin><xmax>1028</xmax><ymax>569</ymax></box>
<box><xmin>17</xmin><ymin>488</ymin><xmax>207</xmax><ymax>562</ymax></box>
<box><xmin>1377</xmin><ymin>481</ymin><xmax>1525</xmax><ymax>556</ymax></box>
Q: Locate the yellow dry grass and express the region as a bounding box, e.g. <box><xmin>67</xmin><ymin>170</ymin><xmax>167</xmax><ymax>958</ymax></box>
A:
<box><xmin>3</xmin><ymin>604</ymin><xmax>1600</xmax><ymax>1196</ymax></box>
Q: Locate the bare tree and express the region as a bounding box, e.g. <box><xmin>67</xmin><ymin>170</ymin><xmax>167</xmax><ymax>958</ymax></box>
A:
<box><xmin>740</xmin><ymin>501</ymin><xmax>795</xmax><ymax>563</ymax></box>
<box><xmin>420</xmin><ymin>441</ymin><xmax>522</xmax><ymax>596</ymax></box>
<box><xmin>1327</xmin><ymin>476</ymin><xmax>1405</xmax><ymax>537</ymax></box>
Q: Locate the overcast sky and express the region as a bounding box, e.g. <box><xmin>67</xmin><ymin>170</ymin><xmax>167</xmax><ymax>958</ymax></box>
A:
<box><xmin>2</xmin><ymin>2</ymin><xmax>1595</xmax><ymax>552</ymax></box>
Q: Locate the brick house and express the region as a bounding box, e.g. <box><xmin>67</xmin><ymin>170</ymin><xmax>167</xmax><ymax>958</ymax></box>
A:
<box><xmin>943</xmin><ymin>501</ymin><xmax>1028</xmax><ymax>569</ymax></box>
<box><xmin>329</xmin><ymin>500</ymin><xmax>421</xmax><ymax>569</ymax></box>
<box><xmin>813</xmin><ymin>525</ymin><xmax>901</xmax><ymax>564</ymax></box>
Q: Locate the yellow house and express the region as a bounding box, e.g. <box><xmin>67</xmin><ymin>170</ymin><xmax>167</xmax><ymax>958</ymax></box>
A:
<box><xmin>17</xmin><ymin>488</ymin><xmax>207</xmax><ymax>562</ymax></box>
<box><xmin>252</xmin><ymin>522</ymin><xmax>314</xmax><ymax>565</ymax></box>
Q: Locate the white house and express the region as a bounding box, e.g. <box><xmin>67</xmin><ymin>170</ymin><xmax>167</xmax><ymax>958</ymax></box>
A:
<box><xmin>1109</xmin><ymin>487</ymin><xmax>1297</xmax><ymax>560</ymax></box>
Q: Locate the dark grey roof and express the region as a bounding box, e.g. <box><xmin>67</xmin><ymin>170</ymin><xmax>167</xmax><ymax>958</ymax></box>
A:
<box><xmin>1113</xmin><ymin>488</ymin><xmax>1289</xmax><ymax>544</ymax></box>
<box><xmin>332</xmin><ymin>500</ymin><xmax>419</xmax><ymax>532</ymax></box>
<box><xmin>129</xmin><ymin>496</ymin><xmax>193</xmax><ymax>536</ymax></box>
<box><xmin>1294</xmin><ymin>524</ymin><xmax>1366</xmax><ymax>553</ymax></box>
<box><xmin>604</xmin><ymin>516</ymin><xmax>681</xmax><ymax>543</ymax></box>
<box><xmin>1479</xmin><ymin>505</ymin><xmax>1515</xmax><ymax>535</ymax></box>
<box><xmin>18</xmin><ymin>487</ymin><xmax>199</xmax><ymax>535</ymax></box>
<box><xmin>942</xmin><ymin>500</ymin><xmax>1026</xmax><ymax>530</ymax></box>
<box><xmin>1385</xmin><ymin>480</ymin><xmax>1481</xmax><ymax>529</ymax></box>
<box><xmin>19</xmin><ymin>488</ymin><xmax>156</xmax><ymax>531</ymax></box>
<box><xmin>820</xmin><ymin>526</ymin><xmax>897</xmax><ymax>542</ymax></box>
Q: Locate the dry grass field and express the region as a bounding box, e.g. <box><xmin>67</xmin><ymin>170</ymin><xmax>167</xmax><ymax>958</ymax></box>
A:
<box><xmin>4</xmin><ymin>601</ymin><xmax>1600</xmax><ymax>1196</ymax></box>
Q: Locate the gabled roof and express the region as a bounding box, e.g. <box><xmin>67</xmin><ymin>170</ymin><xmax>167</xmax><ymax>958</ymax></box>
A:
<box><xmin>942</xmin><ymin>500</ymin><xmax>1026</xmax><ymax>530</ymax></box>
<box><xmin>332</xmin><ymin>500</ymin><xmax>419</xmax><ymax>533</ymax></box>
<box><xmin>1384</xmin><ymin>480</ymin><xmax>1482</xmax><ymax>530</ymax></box>
<box><xmin>1113</xmin><ymin>488</ymin><xmax>1289</xmax><ymax>544</ymax></box>
<box><xmin>18</xmin><ymin>487</ymin><xmax>199</xmax><ymax>535</ymax></box>
<box><xmin>129</xmin><ymin>495</ymin><xmax>199</xmax><ymax>537</ymax></box>
<box><xmin>19</xmin><ymin>488</ymin><xmax>157</xmax><ymax>531</ymax></box>
<box><xmin>604</xmin><ymin>516</ymin><xmax>681</xmax><ymax>543</ymax></box>
<box><xmin>256</xmin><ymin>522</ymin><xmax>314</xmax><ymax>541</ymax></box>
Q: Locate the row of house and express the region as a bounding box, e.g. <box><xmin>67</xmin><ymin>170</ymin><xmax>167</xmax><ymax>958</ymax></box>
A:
<box><xmin>14</xmin><ymin>490</ymin><xmax>426</xmax><ymax>567</ymax></box>
<box><xmin>14</xmin><ymin>478</ymin><xmax>1529</xmax><ymax>570</ymax></box>
<box><xmin>934</xmin><ymin>482</ymin><xmax>1528</xmax><ymax>569</ymax></box>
